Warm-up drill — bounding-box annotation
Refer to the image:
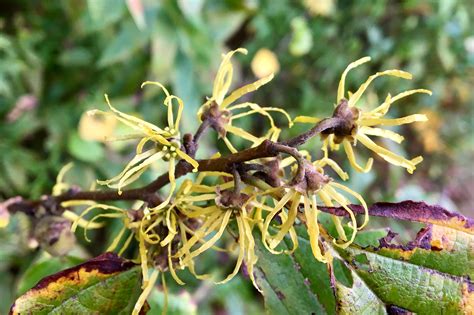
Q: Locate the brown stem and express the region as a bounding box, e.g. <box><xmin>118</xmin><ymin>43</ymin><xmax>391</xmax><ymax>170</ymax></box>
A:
<box><xmin>282</xmin><ymin>117</ymin><xmax>347</xmax><ymax>147</ymax></box>
<box><xmin>193</xmin><ymin>119</ymin><xmax>211</xmax><ymax>145</ymax></box>
<box><xmin>271</xmin><ymin>143</ymin><xmax>305</xmax><ymax>184</ymax></box>
<box><xmin>4</xmin><ymin>118</ymin><xmax>333</xmax><ymax>215</ymax></box>
<box><xmin>232</xmin><ymin>166</ymin><xmax>243</xmax><ymax>194</ymax></box>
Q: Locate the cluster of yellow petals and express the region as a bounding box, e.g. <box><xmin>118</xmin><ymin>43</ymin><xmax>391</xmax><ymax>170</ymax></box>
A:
<box><xmin>199</xmin><ymin>48</ymin><xmax>293</xmax><ymax>152</ymax></box>
<box><xmin>88</xmin><ymin>82</ymin><xmax>198</xmax><ymax>210</ymax></box>
<box><xmin>255</xmin><ymin>153</ymin><xmax>368</xmax><ymax>264</ymax></box>
<box><xmin>298</xmin><ymin>56</ymin><xmax>432</xmax><ymax>174</ymax></box>
<box><xmin>67</xmin><ymin>170</ymin><xmax>260</xmax><ymax>313</ymax></box>
<box><xmin>171</xmin><ymin>173</ymin><xmax>259</xmax><ymax>286</ymax></box>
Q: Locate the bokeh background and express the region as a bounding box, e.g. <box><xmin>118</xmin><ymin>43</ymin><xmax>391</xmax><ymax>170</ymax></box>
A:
<box><xmin>0</xmin><ymin>0</ymin><xmax>472</xmax><ymax>313</ymax></box>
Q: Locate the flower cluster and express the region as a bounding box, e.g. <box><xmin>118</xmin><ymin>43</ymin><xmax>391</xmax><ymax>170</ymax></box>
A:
<box><xmin>90</xmin><ymin>82</ymin><xmax>198</xmax><ymax>207</ymax></box>
<box><xmin>296</xmin><ymin>56</ymin><xmax>432</xmax><ymax>173</ymax></box>
<box><xmin>198</xmin><ymin>48</ymin><xmax>293</xmax><ymax>152</ymax></box>
<box><xmin>49</xmin><ymin>49</ymin><xmax>431</xmax><ymax>314</ymax></box>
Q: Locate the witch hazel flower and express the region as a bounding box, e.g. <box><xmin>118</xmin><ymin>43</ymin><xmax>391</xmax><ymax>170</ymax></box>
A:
<box><xmin>88</xmin><ymin>82</ymin><xmax>198</xmax><ymax>209</ymax></box>
<box><xmin>296</xmin><ymin>57</ymin><xmax>432</xmax><ymax>174</ymax></box>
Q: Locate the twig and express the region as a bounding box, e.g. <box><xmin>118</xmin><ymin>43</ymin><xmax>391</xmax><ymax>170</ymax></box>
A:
<box><xmin>282</xmin><ymin>117</ymin><xmax>347</xmax><ymax>147</ymax></box>
<box><xmin>4</xmin><ymin>117</ymin><xmax>337</xmax><ymax>215</ymax></box>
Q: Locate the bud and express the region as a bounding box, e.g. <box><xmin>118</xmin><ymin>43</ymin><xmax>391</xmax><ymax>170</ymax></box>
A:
<box><xmin>34</xmin><ymin>216</ymin><xmax>76</xmax><ymax>256</ymax></box>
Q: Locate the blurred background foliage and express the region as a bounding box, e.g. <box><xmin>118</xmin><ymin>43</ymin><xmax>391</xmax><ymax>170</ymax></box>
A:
<box><xmin>0</xmin><ymin>0</ymin><xmax>472</xmax><ymax>313</ymax></box>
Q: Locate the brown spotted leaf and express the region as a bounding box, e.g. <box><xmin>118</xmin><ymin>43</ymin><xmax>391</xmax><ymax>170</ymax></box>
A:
<box><xmin>10</xmin><ymin>252</ymin><xmax>142</xmax><ymax>315</ymax></box>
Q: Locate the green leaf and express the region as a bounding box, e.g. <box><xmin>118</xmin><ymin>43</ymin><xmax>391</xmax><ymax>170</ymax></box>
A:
<box><xmin>67</xmin><ymin>132</ymin><xmax>104</xmax><ymax>163</ymax></box>
<box><xmin>253</xmin><ymin>231</ymin><xmax>335</xmax><ymax>314</ymax></box>
<box><xmin>97</xmin><ymin>21</ymin><xmax>149</xmax><ymax>68</ymax></box>
<box><xmin>171</xmin><ymin>50</ymin><xmax>201</xmax><ymax>133</ymax></box>
<box><xmin>10</xmin><ymin>253</ymin><xmax>142</xmax><ymax>314</ymax></box>
<box><xmin>353</xmin><ymin>229</ymin><xmax>388</xmax><ymax>248</ymax></box>
<box><xmin>177</xmin><ymin>0</ymin><xmax>204</xmax><ymax>22</ymax></box>
<box><xmin>205</xmin><ymin>11</ymin><xmax>246</xmax><ymax>42</ymax></box>
<box><xmin>337</xmin><ymin>245</ymin><xmax>472</xmax><ymax>314</ymax></box>
<box><xmin>371</xmin><ymin>225</ymin><xmax>474</xmax><ymax>278</ymax></box>
<box><xmin>86</xmin><ymin>0</ymin><xmax>125</xmax><ymax>31</ymax></box>
<box><xmin>254</xmin><ymin>201</ymin><xmax>474</xmax><ymax>314</ymax></box>
<box><xmin>147</xmin><ymin>287</ymin><xmax>196</xmax><ymax>315</ymax></box>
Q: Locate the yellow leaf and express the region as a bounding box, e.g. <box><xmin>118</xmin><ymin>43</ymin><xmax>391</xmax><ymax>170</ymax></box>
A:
<box><xmin>78</xmin><ymin>111</ymin><xmax>117</xmax><ymax>142</ymax></box>
<box><xmin>251</xmin><ymin>48</ymin><xmax>280</xmax><ymax>79</ymax></box>
<box><xmin>304</xmin><ymin>0</ymin><xmax>335</xmax><ymax>16</ymax></box>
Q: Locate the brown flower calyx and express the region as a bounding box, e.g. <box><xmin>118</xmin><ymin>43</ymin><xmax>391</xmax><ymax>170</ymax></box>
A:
<box><xmin>127</xmin><ymin>206</ymin><xmax>145</xmax><ymax>223</ymax></box>
<box><xmin>321</xmin><ymin>99</ymin><xmax>360</xmax><ymax>144</ymax></box>
<box><xmin>200</xmin><ymin>101</ymin><xmax>231</xmax><ymax>138</ymax></box>
<box><xmin>216</xmin><ymin>187</ymin><xmax>251</xmax><ymax>211</ymax></box>
<box><xmin>255</xmin><ymin>159</ymin><xmax>283</xmax><ymax>187</ymax></box>
<box><xmin>292</xmin><ymin>159</ymin><xmax>331</xmax><ymax>194</ymax></box>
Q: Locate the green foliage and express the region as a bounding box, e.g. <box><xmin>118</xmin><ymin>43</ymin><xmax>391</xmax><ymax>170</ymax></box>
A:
<box><xmin>1</xmin><ymin>1</ymin><xmax>473</xmax><ymax>314</ymax></box>
<box><xmin>254</xmin><ymin>232</ymin><xmax>336</xmax><ymax>314</ymax></box>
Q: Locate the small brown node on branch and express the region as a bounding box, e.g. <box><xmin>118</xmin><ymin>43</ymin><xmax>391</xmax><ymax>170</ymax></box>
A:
<box><xmin>253</xmin><ymin>159</ymin><xmax>283</xmax><ymax>187</ymax></box>
<box><xmin>216</xmin><ymin>187</ymin><xmax>251</xmax><ymax>212</ymax></box>
<box><xmin>292</xmin><ymin>159</ymin><xmax>331</xmax><ymax>194</ymax></box>
<box><xmin>321</xmin><ymin>99</ymin><xmax>360</xmax><ymax>144</ymax></box>
<box><xmin>200</xmin><ymin>101</ymin><xmax>231</xmax><ymax>138</ymax></box>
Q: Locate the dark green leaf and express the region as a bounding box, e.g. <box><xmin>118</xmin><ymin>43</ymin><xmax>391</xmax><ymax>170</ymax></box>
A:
<box><xmin>253</xmin><ymin>231</ymin><xmax>335</xmax><ymax>314</ymax></box>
